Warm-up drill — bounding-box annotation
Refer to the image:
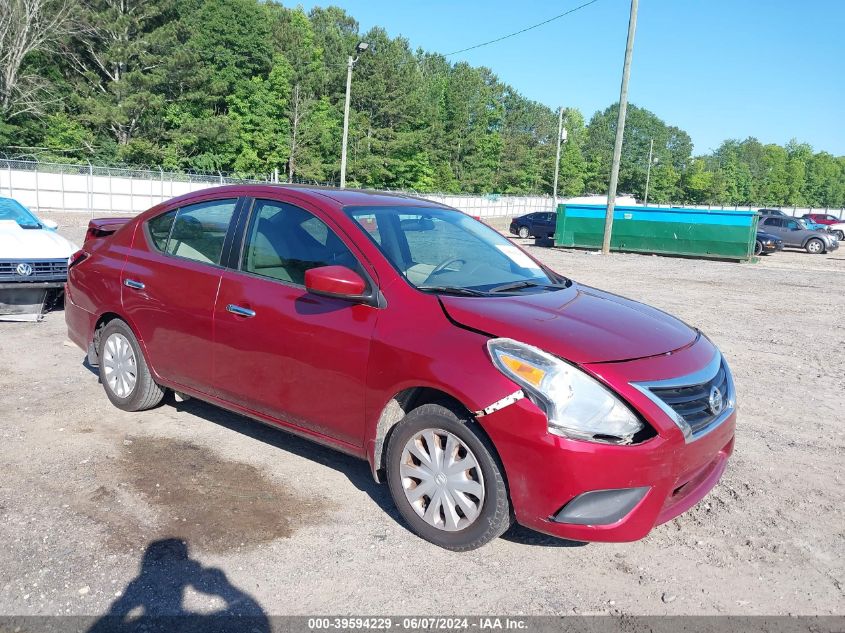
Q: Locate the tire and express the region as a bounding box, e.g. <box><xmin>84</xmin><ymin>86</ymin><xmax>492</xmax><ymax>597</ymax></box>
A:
<box><xmin>98</xmin><ymin>319</ymin><xmax>164</xmax><ymax>412</ymax></box>
<box><xmin>386</xmin><ymin>403</ymin><xmax>511</xmax><ymax>551</ymax></box>
<box><xmin>754</xmin><ymin>240</ymin><xmax>763</xmax><ymax>256</ymax></box>
<box><xmin>518</xmin><ymin>226</ymin><xmax>529</xmax><ymax>238</ymax></box>
<box><xmin>834</xmin><ymin>230</ymin><xmax>844</xmax><ymax>241</ymax></box>
<box><xmin>805</xmin><ymin>238</ymin><xmax>824</xmax><ymax>254</ymax></box>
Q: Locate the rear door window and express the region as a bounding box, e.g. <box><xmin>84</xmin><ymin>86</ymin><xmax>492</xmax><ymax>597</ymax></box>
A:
<box><xmin>165</xmin><ymin>199</ymin><xmax>238</xmax><ymax>265</ymax></box>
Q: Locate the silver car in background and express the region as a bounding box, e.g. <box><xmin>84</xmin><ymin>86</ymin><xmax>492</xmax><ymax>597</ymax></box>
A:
<box><xmin>757</xmin><ymin>216</ymin><xmax>839</xmax><ymax>254</ymax></box>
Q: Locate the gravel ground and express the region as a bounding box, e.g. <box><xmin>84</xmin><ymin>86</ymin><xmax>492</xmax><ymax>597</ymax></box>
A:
<box><xmin>0</xmin><ymin>213</ymin><xmax>842</xmax><ymax>618</ymax></box>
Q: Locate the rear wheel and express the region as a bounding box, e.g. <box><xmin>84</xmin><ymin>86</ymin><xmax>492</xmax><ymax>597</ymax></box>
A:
<box><xmin>805</xmin><ymin>238</ymin><xmax>824</xmax><ymax>254</ymax></box>
<box><xmin>386</xmin><ymin>403</ymin><xmax>511</xmax><ymax>551</ymax></box>
<box><xmin>99</xmin><ymin>319</ymin><xmax>164</xmax><ymax>411</ymax></box>
<box><xmin>518</xmin><ymin>226</ymin><xmax>529</xmax><ymax>238</ymax></box>
<box><xmin>833</xmin><ymin>230</ymin><xmax>844</xmax><ymax>241</ymax></box>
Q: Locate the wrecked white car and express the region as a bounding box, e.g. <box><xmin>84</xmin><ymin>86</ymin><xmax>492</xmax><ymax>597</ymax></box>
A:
<box><xmin>0</xmin><ymin>197</ymin><xmax>78</xmax><ymax>321</ymax></box>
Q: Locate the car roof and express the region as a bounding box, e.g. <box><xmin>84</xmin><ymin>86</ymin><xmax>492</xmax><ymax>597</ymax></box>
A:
<box><xmin>159</xmin><ymin>184</ymin><xmax>449</xmax><ymax>211</ymax></box>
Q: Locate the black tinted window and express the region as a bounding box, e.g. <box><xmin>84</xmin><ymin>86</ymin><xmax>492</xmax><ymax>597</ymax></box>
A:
<box><xmin>242</xmin><ymin>200</ymin><xmax>359</xmax><ymax>285</ymax></box>
<box><xmin>166</xmin><ymin>199</ymin><xmax>237</xmax><ymax>265</ymax></box>
<box><xmin>147</xmin><ymin>210</ymin><xmax>176</xmax><ymax>251</ymax></box>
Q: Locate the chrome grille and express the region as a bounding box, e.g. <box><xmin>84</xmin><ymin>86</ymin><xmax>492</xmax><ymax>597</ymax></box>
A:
<box><xmin>649</xmin><ymin>362</ymin><xmax>730</xmax><ymax>436</ymax></box>
<box><xmin>632</xmin><ymin>351</ymin><xmax>734</xmax><ymax>442</ymax></box>
<box><xmin>0</xmin><ymin>259</ymin><xmax>68</xmax><ymax>282</ymax></box>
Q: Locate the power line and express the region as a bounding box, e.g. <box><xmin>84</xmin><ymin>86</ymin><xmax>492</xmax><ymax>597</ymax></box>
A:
<box><xmin>444</xmin><ymin>0</ymin><xmax>603</xmax><ymax>56</ymax></box>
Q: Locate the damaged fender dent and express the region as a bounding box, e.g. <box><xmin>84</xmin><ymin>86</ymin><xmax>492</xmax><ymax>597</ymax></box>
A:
<box><xmin>473</xmin><ymin>390</ymin><xmax>525</xmax><ymax>418</ymax></box>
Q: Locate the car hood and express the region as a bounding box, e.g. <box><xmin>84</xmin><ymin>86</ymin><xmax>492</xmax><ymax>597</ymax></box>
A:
<box><xmin>0</xmin><ymin>221</ymin><xmax>78</xmax><ymax>259</ymax></box>
<box><xmin>440</xmin><ymin>283</ymin><xmax>698</xmax><ymax>364</ymax></box>
<box><xmin>756</xmin><ymin>231</ymin><xmax>782</xmax><ymax>241</ymax></box>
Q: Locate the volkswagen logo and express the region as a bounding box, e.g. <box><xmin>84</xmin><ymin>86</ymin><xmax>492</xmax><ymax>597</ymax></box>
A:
<box><xmin>708</xmin><ymin>385</ymin><xmax>724</xmax><ymax>416</ymax></box>
<box><xmin>15</xmin><ymin>263</ymin><xmax>33</xmax><ymax>276</ymax></box>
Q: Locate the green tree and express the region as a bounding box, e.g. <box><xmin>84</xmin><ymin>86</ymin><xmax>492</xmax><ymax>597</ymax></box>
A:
<box><xmin>64</xmin><ymin>0</ymin><xmax>178</xmax><ymax>148</ymax></box>
<box><xmin>228</xmin><ymin>55</ymin><xmax>292</xmax><ymax>177</ymax></box>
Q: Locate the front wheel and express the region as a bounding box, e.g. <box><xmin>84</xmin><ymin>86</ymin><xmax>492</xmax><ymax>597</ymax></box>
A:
<box><xmin>754</xmin><ymin>240</ymin><xmax>763</xmax><ymax>256</ymax></box>
<box><xmin>99</xmin><ymin>319</ymin><xmax>165</xmax><ymax>411</ymax></box>
<box><xmin>833</xmin><ymin>230</ymin><xmax>844</xmax><ymax>241</ymax></box>
<box><xmin>805</xmin><ymin>238</ymin><xmax>824</xmax><ymax>254</ymax></box>
<box><xmin>386</xmin><ymin>404</ymin><xmax>511</xmax><ymax>551</ymax></box>
<box><xmin>518</xmin><ymin>226</ymin><xmax>529</xmax><ymax>238</ymax></box>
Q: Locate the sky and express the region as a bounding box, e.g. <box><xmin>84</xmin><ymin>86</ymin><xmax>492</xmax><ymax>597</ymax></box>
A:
<box><xmin>298</xmin><ymin>0</ymin><xmax>845</xmax><ymax>156</ymax></box>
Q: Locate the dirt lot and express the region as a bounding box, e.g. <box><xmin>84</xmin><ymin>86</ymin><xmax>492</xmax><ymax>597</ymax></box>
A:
<box><xmin>0</xmin><ymin>213</ymin><xmax>843</xmax><ymax>617</ymax></box>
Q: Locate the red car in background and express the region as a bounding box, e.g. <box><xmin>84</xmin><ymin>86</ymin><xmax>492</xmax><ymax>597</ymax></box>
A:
<box><xmin>65</xmin><ymin>185</ymin><xmax>735</xmax><ymax>550</ymax></box>
<box><xmin>801</xmin><ymin>213</ymin><xmax>842</xmax><ymax>226</ymax></box>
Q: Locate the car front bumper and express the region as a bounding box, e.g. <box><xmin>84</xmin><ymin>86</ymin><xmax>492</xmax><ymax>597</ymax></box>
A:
<box><xmin>478</xmin><ymin>336</ymin><xmax>735</xmax><ymax>542</ymax></box>
<box><xmin>760</xmin><ymin>241</ymin><xmax>783</xmax><ymax>253</ymax></box>
<box><xmin>0</xmin><ymin>281</ymin><xmax>65</xmax><ymax>289</ymax></box>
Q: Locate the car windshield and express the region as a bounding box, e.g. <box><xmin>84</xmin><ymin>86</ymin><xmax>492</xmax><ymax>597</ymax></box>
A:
<box><xmin>346</xmin><ymin>206</ymin><xmax>562</xmax><ymax>294</ymax></box>
<box><xmin>0</xmin><ymin>198</ymin><xmax>41</xmax><ymax>228</ymax></box>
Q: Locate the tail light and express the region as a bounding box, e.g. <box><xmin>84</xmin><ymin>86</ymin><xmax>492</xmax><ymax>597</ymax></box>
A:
<box><xmin>68</xmin><ymin>249</ymin><xmax>88</xmax><ymax>269</ymax></box>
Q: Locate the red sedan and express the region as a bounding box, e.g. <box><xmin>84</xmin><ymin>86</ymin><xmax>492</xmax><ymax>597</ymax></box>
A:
<box><xmin>65</xmin><ymin>185</ymin><xmax>736</xmax><ymax>550</ymax></box>
<box><xmin>802</xmin><ymin>213</ymin><xmax>842</xmax><ymax>226</ymax></box>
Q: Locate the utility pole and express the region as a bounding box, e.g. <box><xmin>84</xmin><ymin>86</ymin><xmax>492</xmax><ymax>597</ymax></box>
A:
<box><xmin>552</xmin><ymin>107</ymin><xmax>566</xmax><ymax>213</ymax></box>
<box><xmin>340</xmin><ymin>41</ymin><xmax>370</xmax><ymax>188</ymax></box>
<box><xmin>643</xmin><ymin>137</ymin><xmax>654</xmax><ymax>206</ymax></box>
<box><xmin>601</xmin><ymin>0</ymin><xmax>639</xmax><ymax>254</ymax></box>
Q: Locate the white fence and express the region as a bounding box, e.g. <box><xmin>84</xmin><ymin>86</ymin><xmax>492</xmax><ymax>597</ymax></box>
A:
<box><xmin>1</xmin><ymin>157</ymin><xmax>844</xmax><ymax>220</ymax></box>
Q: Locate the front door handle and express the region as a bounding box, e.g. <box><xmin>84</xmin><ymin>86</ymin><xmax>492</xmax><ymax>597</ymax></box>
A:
<box><xmin>124</xmin><ymin>279</ymin><xmax>145</xmax><ymax>290</ymax></box>
<box><xmin>226</xmin><ymin>304</ymin><xmax>256</xmax><ymax>318</ymax></box>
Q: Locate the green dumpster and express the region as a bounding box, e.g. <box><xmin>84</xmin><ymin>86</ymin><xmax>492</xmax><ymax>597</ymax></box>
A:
<box><xmin>554</xmin><ymin>204</ymin><xmax>759</xmax><ymax>261</ymax></box>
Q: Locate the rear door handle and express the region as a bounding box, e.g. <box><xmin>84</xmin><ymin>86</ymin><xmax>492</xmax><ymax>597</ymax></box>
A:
<box><xmin>124</xmin><ymin>279</ymin><xmax>145</xmax><ymax>290</ymax></box>
<box><xmin>226</xmin><ymin>304</ymin><xmax>256</xmax><ymax>318</ymax></box>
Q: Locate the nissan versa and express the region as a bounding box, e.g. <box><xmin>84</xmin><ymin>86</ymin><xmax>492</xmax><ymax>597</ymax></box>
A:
<box><xmin>65</xmin><ymin>185</ymin><xmax>736</xmax><ymax>551</ymax></box>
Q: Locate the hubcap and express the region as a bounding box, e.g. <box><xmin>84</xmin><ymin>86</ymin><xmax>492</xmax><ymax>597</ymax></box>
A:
<box><xmin>808</xmin><ymin>240</ymin><xmax>822</xmax><ymax>253</ymax></box>
<box><xmin>399</xmin><ymin>428</ymin><xmax>485</xmax><ymax>532</ymax></box>
<box><xmin>102</xmin><ymin>333</ymin><xmax>137</xmax><ymax>398</ymax></box>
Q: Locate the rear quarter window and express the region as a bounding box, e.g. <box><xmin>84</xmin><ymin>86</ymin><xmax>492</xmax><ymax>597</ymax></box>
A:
<box><xmin>147</xmin><ymin>210</ymin><xmax>177</xmax><ymax>252</ymax></box>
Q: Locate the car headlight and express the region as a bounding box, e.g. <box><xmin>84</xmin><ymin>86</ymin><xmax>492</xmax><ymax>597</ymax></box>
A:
<box><xmin>487</xmin><ymin>338</ymin><xmax>644</xmax><ymax>444</ymax></box>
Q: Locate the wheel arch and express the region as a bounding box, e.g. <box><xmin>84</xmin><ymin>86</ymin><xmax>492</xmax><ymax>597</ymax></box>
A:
<box><xmin>91</xmin><ymin>311</ymin><xmax>158</xmax><ymax>379</ymax></box>
<box><xmin>803</xmin><ymin>235</ymin><xmax>825</xmax><ymax>250</ymax></box>
<box><xmin>368</xmin><ymin>386</ymin><xmax>499</xmax><ymax>483</ymax></box>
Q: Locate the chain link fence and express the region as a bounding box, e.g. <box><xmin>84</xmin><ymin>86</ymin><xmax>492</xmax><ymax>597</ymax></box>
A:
<box><xmin>1</xmin><ymin>155</ymin><xmax>843</xmax><ymax>220</ymax></box>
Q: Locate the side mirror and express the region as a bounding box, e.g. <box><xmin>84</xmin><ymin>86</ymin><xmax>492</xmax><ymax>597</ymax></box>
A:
<box><xmin>305</xmin><ymin>265</ymin><xmax>368</xmax><ymax>301</ymax></box>
<box><xmin>41</xmin><ymin>219</ymin><xmax>59</xmax><ymax>230</ymax></box>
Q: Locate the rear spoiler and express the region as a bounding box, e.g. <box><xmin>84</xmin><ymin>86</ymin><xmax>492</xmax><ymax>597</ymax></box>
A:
<box><xmin>85</xmin><ymin>217</ymin><xmax>131</xmax><ymax>245</ymax></box>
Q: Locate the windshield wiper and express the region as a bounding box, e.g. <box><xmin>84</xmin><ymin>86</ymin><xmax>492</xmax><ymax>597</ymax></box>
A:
<box><xmin>488</xmin><ymin>280</ymin><xmax>568</xmax><ymax>294</ymax></box>
<box><xmin>417</xmin><ymin>285</ymin><xmax>488</xmax><ymax>297</ymax></box>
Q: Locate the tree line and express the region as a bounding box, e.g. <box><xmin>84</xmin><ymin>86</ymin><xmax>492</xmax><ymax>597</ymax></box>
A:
<box><xmin>2</xmin><ymin>0</ymin><xmax>844</xmax><ymax>207</ymax></box>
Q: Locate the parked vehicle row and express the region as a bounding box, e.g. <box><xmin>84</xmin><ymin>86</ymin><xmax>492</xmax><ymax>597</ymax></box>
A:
<box><xmin>510</xmin><ymin>207</ymin><xmax>841</xmax><ymax>257</ymax></box>
<box><xmin>758</xmin><ymin>216</ymin><xmax>839</xmax><ymax>254</ymax></box>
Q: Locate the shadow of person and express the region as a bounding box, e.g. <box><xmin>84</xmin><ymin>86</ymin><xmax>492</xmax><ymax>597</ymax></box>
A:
<box><xmin>88</xmin><ymin>538</ymin><xmax>269</xmax><ymax>633</ymax></box>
